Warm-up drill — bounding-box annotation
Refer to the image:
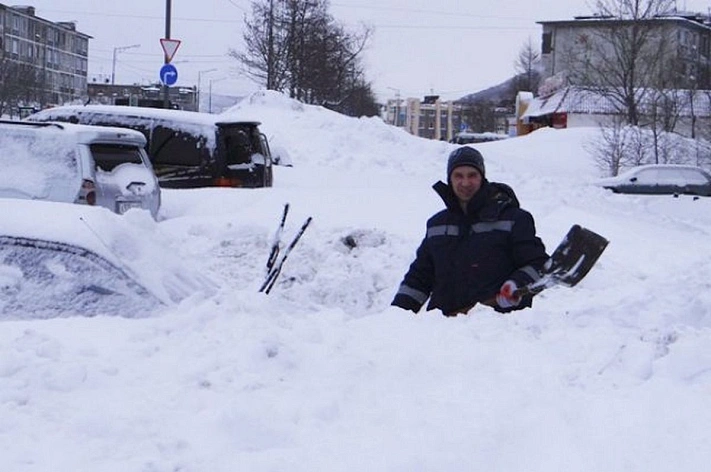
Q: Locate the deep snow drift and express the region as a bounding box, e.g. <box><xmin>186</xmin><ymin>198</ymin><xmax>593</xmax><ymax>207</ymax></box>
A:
<box><xmin>1</xmin><ymin>91</ymin><xmax>711</xmax><ymax>472</ymax></box>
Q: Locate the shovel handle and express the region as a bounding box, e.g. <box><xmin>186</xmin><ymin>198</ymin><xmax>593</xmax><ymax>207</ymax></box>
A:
<box><xmin>513</xmin><ymin>276</ymin><xmax>554</xmax><ymax>298</ymax></box>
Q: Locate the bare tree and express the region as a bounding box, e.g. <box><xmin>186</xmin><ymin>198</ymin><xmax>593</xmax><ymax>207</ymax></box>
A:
<box><xmin>514</xmin><ymin>37</ymin><xmax>541</xmax><ymax>93</ymax></box>
<box><xmin>230</xmin><ymin>0</ymin><xmax>377</xmax><ymax>116</ymax></box>
<box><xmin>563</xmin><ymin>0</ymin><xmax>677</xmax><ymax>126</ymax></box>
<box><xmin>587</xmin><ymin>115</ymin><xmax>659</xmax><ymax>175</ymax></box>
<box><xmin>0</xmin><ymin>57</ymin><xmax>40</xmax><ymax>117</ymax></box>
<box><xmin>459</xmin><ymin>101</ymin><xmax>498</xmax><ymax>133</ymax></box>
<box><xmin>229</xmin><ymin>0</ymin><xmax>290</xmax><ymax>91</ymax></box>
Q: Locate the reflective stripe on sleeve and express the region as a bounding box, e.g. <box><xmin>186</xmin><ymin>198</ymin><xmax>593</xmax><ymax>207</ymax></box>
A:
<box><xmin>397</xmin><ymin>284</ymin><xmax>429</xmax><ymax>304</ymax></box>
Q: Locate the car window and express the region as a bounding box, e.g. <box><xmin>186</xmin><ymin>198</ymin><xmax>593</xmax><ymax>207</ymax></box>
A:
<box><xmin>656</xmin><ymin>168</ymin><xmax>691</xmax><ymax>185</ymax></box>
<box><xmin>221</xmin><ymin>127</ymin><xmax>256</xmax><ymax>166</ymax></box>
<box><xmin>0</xmin><ymin>236</ymin><xmax>160</xmax><ymax>318</ymax></box>
<box><xmin>0</xmin><ymin>128</ymin><xmax>81</xmax><ymax>201</ymax></box>
<box><xmin>633</xmin><ymin>168</ymin><xmax>659</xmax><ymax>184</ymax></box>
<box><xmin>150</xmin><ymin>125</ymin><xmax>206</xmax><ymax>166</ymax></box>
<box><xmin>680</xmin><ymin>169</ymin><xmax>709</xmax><ymax>185</ymax></box>
<box><xmin>90</xmin><ymin>143</ymin><xmax>145</xmax><ymax>172</ymax></box>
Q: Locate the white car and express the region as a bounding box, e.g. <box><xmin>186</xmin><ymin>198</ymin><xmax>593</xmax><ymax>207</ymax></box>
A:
<box><xmin>0</xmin><ymin>120</ymin><xmax>161</xmax><ymax>218</ymax></box>
<box><xmin>596</xmin><ymin>164</ymin><xmax>711</xmax><ymax>197</ymax></box>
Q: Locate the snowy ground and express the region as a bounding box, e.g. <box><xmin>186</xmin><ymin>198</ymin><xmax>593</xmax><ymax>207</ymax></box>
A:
<box><xmin>2</xmin><ymin>91</ymin><xmax>711</xmax><ymax>471</ymax></box>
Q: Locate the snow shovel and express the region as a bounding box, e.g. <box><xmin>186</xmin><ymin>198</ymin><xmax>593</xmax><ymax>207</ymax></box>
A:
<box><xmin>515</xmin><ymin>224</ymin><xmax>609</xmax><ymax>298</ymax></box>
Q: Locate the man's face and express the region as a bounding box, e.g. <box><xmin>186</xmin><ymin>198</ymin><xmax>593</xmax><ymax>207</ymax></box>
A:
<box><xmin>450</xmin><ymin>166</ymin><xmax>483</xmax><ymax>204</ymax></box>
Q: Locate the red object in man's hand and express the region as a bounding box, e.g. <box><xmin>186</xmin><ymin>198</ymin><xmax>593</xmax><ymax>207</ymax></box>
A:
<box><xmin>496</xmin><ymin>280</ymin><xmax>521</xmax><ymax>308</ymax></box>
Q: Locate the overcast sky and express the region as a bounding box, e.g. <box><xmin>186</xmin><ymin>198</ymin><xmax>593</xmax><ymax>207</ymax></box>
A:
<box><xmin>22</xmin><ymin>0</ymin><xmax>711</xmax><ymax>101</ymax></box>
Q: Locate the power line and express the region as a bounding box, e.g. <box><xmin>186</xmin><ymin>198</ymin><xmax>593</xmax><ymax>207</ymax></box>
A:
<box><xmin>373</xmin><ymin>24</ymin><xmax>538</xmax><ymax>31</ymax></box>
<box><xmin>330</xmin><ymin>2</ymin><xmax>534</xmax><ymax>21</ymax></box>
<box><xmin>91</xmin><ymin>48</ymin><xmax>228</xmax><ymax>59</ymax></box>
<box><xmin>224</xmin><ymin>0</ymin><xmax>248</xmax><ymax>13</ymax></box>
<box><xmin>37</xmin><ymin>5</ymin><xmax>536</xmax><ymax>29</ymax></box>
<box><xmin>33</xmin><ymin>8</ymin><xmax>241</xmax><ymax>24</ymax></box>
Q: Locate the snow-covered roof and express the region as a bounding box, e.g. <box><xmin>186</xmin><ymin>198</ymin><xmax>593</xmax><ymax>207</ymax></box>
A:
<box><xmin>522</xmin><ymin>86</ymin><xmax>711</xmax><ymax>119</ymax></box>
<box><xmin>538</xmin><ymin>12</ymin><xmax>711</xmax><ymax>32</ymax></box>
<box><xmin>42</xmin><ymin>104</ymin><xmax>228</xmax><ymax>126</ymax></box>
<box><xmin>59</xmin><ymin>121</ymin><xmax>147</xmax><ymax>146</ymax></box>
<box><xmin>27</xmin><ymin>105</ymin><xmax>262</xmax><ymax>146</ymax></box>
<box><xmin>522</xmin><ymin>87</ymin><xmax>619</xmax><ymax>118</ymax></box>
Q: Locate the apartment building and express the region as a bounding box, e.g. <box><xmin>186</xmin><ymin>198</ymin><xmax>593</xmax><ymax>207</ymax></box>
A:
<box><xmin>384</xmin><ymin>95</ymin><xmax>464</xmax><ymax>141</ymax></box>
<box><xmin>0</xmin><ymin>4</ymin><xmax>91</xmax><ymax>106</ymax></box>
<box><xmin>538</xmin><ymin>11</ymin><xmax>711</xmax><ymax>90</ymax></box>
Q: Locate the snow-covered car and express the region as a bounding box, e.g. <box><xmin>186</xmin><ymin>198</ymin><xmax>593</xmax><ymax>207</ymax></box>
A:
<box><xmin>596</xmin><ymin>164</ymin><xmax>711</xmax><ymax>197</ymax></box>
<box><xmin>0</xmin><ymin>199</ymin><xmax>217</xmax><ymax>319</ymax></box>
<box><xmin>0</xmin><ymin>120</ymin><xmax>161</xmax><ymax>218</ymax></box>
<box><xmin>26</xmin><ymin>105</ymin><xmax>275</xmax><ymax>188</ymax></box>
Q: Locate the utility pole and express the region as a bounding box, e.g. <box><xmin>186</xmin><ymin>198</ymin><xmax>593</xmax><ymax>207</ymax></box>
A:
<box><xmin>111</xmin><ymin>44</ymin><xmax>140</xmax><ymax>85</ymax></box>
<box><xmin>387</xmin><ymin>87</ymin><xmax>401</xmax><ymax>127</ymax></box>
<box><xmin>163</xmin><ymin>0</ymin><xmax>172</xmax><ymax>108</ymax></box>
<box><xmin>208</xmin><ymin>77</ymin><xmax>227</xmax><ymax>113</ymax></box>
<box><xmin>197</xmin><ymin>68</ymin><xmax>217</xmax><ymax>112</ymax></box>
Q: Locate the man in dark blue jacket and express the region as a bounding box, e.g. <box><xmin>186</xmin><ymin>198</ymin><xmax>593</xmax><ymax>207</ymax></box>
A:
<box><xmin>392</xmin><ymin>146</ymin><xmax>549</xmax><ymax>316</ymax></box>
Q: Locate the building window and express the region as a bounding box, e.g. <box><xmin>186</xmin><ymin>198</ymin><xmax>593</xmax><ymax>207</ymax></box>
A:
<box><xmin>542</xmin><ymin>32</ymin><xmax>552</xmax><ymax>54</ymax></box>
<box><xmin>700</xmin><ymin>35</ymin><xmax>710</xmax><ymax>57</ymax></box>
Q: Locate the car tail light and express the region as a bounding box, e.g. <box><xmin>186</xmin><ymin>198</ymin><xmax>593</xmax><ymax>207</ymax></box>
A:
<box><xmin>214</xmin><ymin>176</ymin><xmax>241</xmax><ymax>187</ymax></box>
<box><xmin>80</xmin><ymin>179</ymin><xmax>96</xmax><ymax>205</ymax></box>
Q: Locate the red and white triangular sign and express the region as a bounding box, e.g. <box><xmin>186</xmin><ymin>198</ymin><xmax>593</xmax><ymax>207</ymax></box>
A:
<box><xmin>160</xmin><ymin>38</ymin><xmax>181</xmax><ymax>63</ymax></box>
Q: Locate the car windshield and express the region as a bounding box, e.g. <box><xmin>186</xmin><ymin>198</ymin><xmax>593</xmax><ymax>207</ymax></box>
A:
<box><xmin>0</xmin><ymin>236</ymin><xmax>161</xmax><ymax>319</ymax></box>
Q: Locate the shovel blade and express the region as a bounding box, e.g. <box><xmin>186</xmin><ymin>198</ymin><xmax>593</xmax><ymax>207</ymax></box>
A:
<box><xmin>542</xmin><ymin>224</ymin><xmax>609</xmax><ymax>287</ymax></box>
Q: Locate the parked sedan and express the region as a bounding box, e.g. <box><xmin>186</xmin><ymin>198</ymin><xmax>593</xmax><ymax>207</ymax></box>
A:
<box><xmin>596</xmin><ymin>164</ymin><xmax>711</xmax><ymax>197</ymax></box>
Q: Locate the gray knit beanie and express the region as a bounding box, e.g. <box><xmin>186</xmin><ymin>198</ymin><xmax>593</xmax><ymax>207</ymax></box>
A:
<box><xmin>447</xmin><ymin>147</ymin><xmax>485</xmax><ymax>182</ymax></box>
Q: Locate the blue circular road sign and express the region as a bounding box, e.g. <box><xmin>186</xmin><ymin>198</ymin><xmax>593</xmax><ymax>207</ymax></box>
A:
<box><xmin>159</xmin><ymin>63</ymin><xmax>178</xmax><ymax>86</ymax></box>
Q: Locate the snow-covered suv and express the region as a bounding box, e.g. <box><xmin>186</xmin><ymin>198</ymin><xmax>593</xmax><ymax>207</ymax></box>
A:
<box><xmin>0</xmin><ymin>120</ymin><xmax>161</xmax><ymax>218</ymax></box>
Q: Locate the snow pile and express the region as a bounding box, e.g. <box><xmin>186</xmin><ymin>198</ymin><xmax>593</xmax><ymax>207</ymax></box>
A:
<box><xmin>222</xmin><ymin>90</ymin><xmax>452</xmax><ymax>176</ymax></box>
<box><xmin>1</xmin><ymin>90</ymin><xmax>711</xmax><ymax>471</ymax></box>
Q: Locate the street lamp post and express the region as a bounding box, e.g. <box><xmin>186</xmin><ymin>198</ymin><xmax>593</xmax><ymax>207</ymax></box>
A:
<box><xmin>197</xmin><ymin>68</ymin><xmax>217</xmax><ymax>112</ymax></box>
<box><xmin>387</xmin><ymin>87</ymin><xmax>401</xmax><ymax>127</ymax></box>
<box><xmin>111</xmin><ymin>44</ymin><xmax>140</xmax><ymax>85</ymax></box>
<box><xmin>208</xmin><ymin>77</ymin><xmax>227</xmax><ymax>113</ymax></box>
